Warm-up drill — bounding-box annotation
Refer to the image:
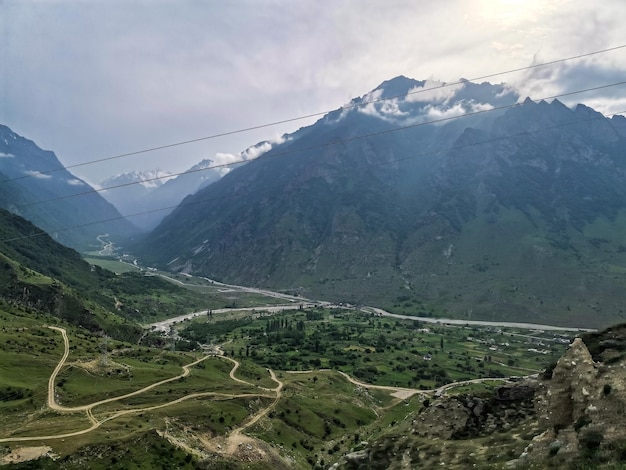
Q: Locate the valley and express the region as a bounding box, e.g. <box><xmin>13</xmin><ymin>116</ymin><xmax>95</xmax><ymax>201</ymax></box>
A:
<box><xmin>0</xmin><ymin>285</ymin><xmax>576</xmax><ymax>468</ymax></box>
<box><xmin>0</xmin><ymin>213</ymin><xmax>621</xmax><ymax>468</ymax></box>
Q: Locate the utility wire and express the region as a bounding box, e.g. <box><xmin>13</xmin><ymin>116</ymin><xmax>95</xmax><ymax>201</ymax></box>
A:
<box><xmin>13</xmin><ymin>79</ymin><xmax>626</xmax><ymax>210</ymax></box>
<box><xmin>1</xmin><ymin>106</ymin><xmax>623</xmax><ymax>245</ymax></box>
<box><xmin>1</xmin><ymin>43</ymin><xmax>625</xmax><ymax>185</ymax></box>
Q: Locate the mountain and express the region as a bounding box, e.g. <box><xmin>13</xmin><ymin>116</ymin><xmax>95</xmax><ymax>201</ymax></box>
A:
<box><xmin>99</xmin><ymin>168</ymin><xmax>177</xmax><ymax>230</ymax></box>
<box><xmin>137</xmin><ymin>76</ymin><xmax>626</xmax><ymax>328</ymax></box>
<box><xmin>0</xmin><ymin>124</ymin><xmax>138</xmax><ymax>251</ymax></box>
<box><xmin>100</xmin><ymin>159</ymin><xmax>227</xmax><ymax>231</ymax></box>
<box><xmin>100</xmin><ymin>168</ymin><xmax>176</xmax><ymax>202</ymax></box>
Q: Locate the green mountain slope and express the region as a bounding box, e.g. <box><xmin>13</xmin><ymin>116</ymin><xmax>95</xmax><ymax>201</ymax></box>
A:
<box><xmin>0</xmin><ymin>209</ymin><xmax>213</xmax><ymax>340</ymax></box>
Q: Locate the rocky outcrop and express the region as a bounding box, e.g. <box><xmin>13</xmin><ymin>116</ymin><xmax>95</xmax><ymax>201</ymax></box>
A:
<box><xmin>336</xmin><ymin>324</ymin><xmax>626</xmax><ymax>469</ymax></box>
<box><xmin>336</xmin><ymin>381</ymin><xmax>539</xmax><ymax>469</ymax></box>
<box><xmin>413</xmin><ymin>384</ymin><xmax>537</xmax><ymax>440</ymax></box>
<box><xmin>514</xmin><ymin>336</ymin><xmax>626</xmax><ymax>467</ymax></box>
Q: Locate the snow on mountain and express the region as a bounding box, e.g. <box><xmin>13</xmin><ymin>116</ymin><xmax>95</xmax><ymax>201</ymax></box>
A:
<box><xmin>333</xmin><ymin>76</ymin><xmax>519</xmax><ymax>126</ymax></box>
<box><xmin>100</xmin><ymin>169</ymin><xmax>175</xmax><ymax>190</ymax></box>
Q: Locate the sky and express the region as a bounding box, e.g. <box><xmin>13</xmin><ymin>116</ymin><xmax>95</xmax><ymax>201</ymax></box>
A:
<box><xmin>1</xmin><ymin>0</ymin><xmax>626</xmax><ymax>185</ymax></box>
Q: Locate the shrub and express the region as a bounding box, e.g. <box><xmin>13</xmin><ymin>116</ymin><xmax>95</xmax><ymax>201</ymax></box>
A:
<box><xmin>579</xmin><ymin>430</ymin><xmax>604</xmax><ymax>455</ymax></box>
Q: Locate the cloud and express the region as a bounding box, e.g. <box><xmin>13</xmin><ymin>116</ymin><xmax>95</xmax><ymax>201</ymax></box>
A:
<box><xmin>242</xmin><ymin>142</ymin><xmax>273</xmax><ymax>160</ymax></box>
<box><xmin>406</xmin><ymin>80</ymin><xmax>465</xmax><ymax>104</ymax></box>
<box><xmin>423</xmin><ymin>101</ymin><xmax>494</xmax><ymax>123</ymax></box>
<box><xmin>360</xmin><ymin>98</ymin><xmax>409</xmax><ymax>122</ymax></box>
<box><xmin>67</xmin><ymin>178</ymin><xmax>85</xmax><ymax>186</ymax></box>
<box><xmin>512</xmin><ymin>57</ymin><xmax>626</xmax><ymax>113</ymax></box>
<box><xmin>0</xmin><ymin>152</ymin><xmax>15</xmax><ymax>158</ymax></box>
<box><xmin>2</xmin><ymin>0</ymin><xmax>626</xmax><ymax>184</ymax></box>
<box><xmin>210</xmin><ymin>134</ymin><xmax>293</xmax><ymax>176</ymax></box>
<box><xmin>24</xmin><ymin>170</ymin><xmax>52</xmax><ymax>179</ymax></box>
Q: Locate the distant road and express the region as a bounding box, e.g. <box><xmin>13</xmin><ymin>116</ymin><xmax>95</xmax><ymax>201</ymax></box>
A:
<box><xmin>147</xmin><ymin>274</ymin><xmax>593</xmax><ymax>333</ymax></box>
<box><xmin>155</xmin><ymin>273</ymin><xmax>304</xmax><ymax>303</ymax></box>
<box><xmin>148</xmin><ymin>303</ymin><xmax>324</xmax><ymax>333</ymax></box>
<box><xmin>359</xmin><ymin>306</ymin><xmax>595</xmax><ymax>332</ymax></box>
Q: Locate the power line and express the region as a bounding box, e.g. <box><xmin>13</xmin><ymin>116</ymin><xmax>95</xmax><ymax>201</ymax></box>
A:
<box><xmin>1</xmin><ymin>43</ymin><xmax>625</xmax><ymax>185</ymax></box>
<box><xmin>13</xmin><ymin>79</ymin><xmax>626</xmax><ymax>210</ymax></box>
<box><xmin>1</xmin><ymin>106</ymin><xmax>623</xmax><ymax>245</ymax></box>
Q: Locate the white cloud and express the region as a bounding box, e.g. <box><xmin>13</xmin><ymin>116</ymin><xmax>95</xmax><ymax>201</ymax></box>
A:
<box><xmin>24</xmin><ymin>170</ymin><xmax>52</xmax><ymax>179</ymax></box>
<box><xmin>242</xmin><ymin>142</ymin><xmax>273</xmax><ymax>160</ymax></box>
<box><xmin>423</xmin><ymin>103</ymin><xmax>467</xmax><ymax>121</ymax></box>
<box><xmin>209</xmin><ymin>133</ymin><xmax>295</xmax><ymax>176</ymax></box>
<box><xmin>1</xmin><ymin>1</ymin><xmax>626</xmax><ymax>182</ymax></box>
<box><xmin>406</xmin><ymin>80</ymin><xmax>464</xmax><ymax>104</ymax></box>
<box><xmin>423</xmin><ymin>100</ymin><xmax>495</xmax><ymax>124</ymax></box>
<box><xmin>67</xmin><ymin>178</ymin><xmax>85</xmax><ymax>186</ymax></box>
<box><xmin>0</xmin><ymin>152</ymin><xmax>15</xmax><ymax>158</ymax></box>
<box><xmin>213</xmin><ymin>152</ymin><xmax>241</xmax><ymax>166</ymax></box>
<box><xmin>357</xmin><ymin>88</ymin><xmax>411</xmax><ymax>122</ymax></box>
<box><xmin>360</xmin><ymin>97</ymin><xmax>408</xmax><ymax>122</ymax></box>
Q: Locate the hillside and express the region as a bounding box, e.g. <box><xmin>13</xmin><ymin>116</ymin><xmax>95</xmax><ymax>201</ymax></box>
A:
<box><xmin>0</xmin><ymin>124</ymin><xmax>138</xmax><ymax>251</ymax></box>
<box><xmin>0</xmin><ymin>208</ymin><xmax>216</xmax><ymax>341</ymax></box>
<box><xmin>137</xmin><ymin>77</ymin><xmax>626</xmax><ymax>328</ymax></box>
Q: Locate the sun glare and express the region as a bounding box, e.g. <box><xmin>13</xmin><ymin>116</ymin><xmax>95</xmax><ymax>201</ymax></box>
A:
<box><xmin>479</xmin><ymin>0</ymin><xmax>546</xmax><ymax>26</ymax></box>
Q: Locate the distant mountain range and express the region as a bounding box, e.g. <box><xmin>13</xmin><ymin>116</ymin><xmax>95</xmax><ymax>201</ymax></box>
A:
<box><xmin>137</xmin><ymin>76</ymin><xmax>626</xmax><ymax>328</ymax></box>
<box><xmin>99</xmin><ymin>161</ymin><xmax>221</xmax><ymax>231</ymax></box>
<box><xmin>0</xmin><ymin>124</ymin><xmax>137</xmax><ymax>251</ymax></box>
<box><xmin>99</xmin><ymin>140</ymin><xmax>270</xmax><ymax>231</ymax></box>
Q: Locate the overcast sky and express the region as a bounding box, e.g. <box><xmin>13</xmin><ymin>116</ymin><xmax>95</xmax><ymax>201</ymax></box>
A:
<box><xmin>1</xmin><ymin>0</ymin><xmax>626</xmax><ymax>185</ymax></box>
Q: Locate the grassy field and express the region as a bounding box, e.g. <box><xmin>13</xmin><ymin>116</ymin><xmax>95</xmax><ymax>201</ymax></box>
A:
<box><xmin>83</xmin><ymin>256</ymin><xmax>140</xmax><ymax>274</ymax></box>
<box><xmin>178</xmin><ymin>307</ymin><xmax>571</xmax><ymax>389</ymax></box>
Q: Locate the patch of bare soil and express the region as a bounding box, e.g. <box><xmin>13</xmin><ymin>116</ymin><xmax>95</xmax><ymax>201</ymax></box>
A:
<box><xmin>390</xmin><ymin>389</ymin><xmax>420</xmax><ymax>399</ymax></box>
<box><xmin>1</xmin><ymin>446</ymin><xmax>55</xmax><ymax>464</ymax></box>
<box><xmin>70</xmin><ymin>358</ymin><xmax>131</xmax><ymax>377</ymax></box>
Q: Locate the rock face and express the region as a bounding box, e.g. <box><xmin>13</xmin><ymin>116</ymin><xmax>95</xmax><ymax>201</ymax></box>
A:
<box><xmin>543</xmin><ymin>338</ymin><xmax>597</xmax><ymax>430</ymax></box>
<box><xmin>516</xmin><ymin>335</ymin><xmax>626</xmax><ymax>467</ymax></box>
<box><xmin>337</xmin><ymin>381</ymin><xmax>539</xmax><ymax>469</ymax></box>
<box><xmin>414</xmin><ymin>385</ymin><xmax>537</xmax><ymax>441</ymax></box>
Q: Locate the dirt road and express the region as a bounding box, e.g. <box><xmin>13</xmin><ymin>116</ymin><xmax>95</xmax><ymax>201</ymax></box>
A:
<box><xmin>0</xmin><ymin>327</ymin><xmax>274</xmax><ymax>443</ymax></box>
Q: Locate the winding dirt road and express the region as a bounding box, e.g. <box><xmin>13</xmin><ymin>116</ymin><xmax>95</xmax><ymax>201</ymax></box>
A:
<box><xmin>1</xmin><ymin>326</ymin><xmax>521</xmax><ymax>448</ymax></box>
<box><xmin>0</xmin><ymin>327</ymin><xmax>275</xmax><ymax>443</ymax></box>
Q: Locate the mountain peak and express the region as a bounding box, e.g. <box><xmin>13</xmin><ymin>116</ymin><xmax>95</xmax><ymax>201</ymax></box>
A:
<box><xmin>374</xmin><ymin>75</ymin><xmax>426</xmax><ymax>99</ymax></box>
<box><xmin>101</xmin><ymin>169</ymin><xmax>174</xmax><ymax>190</ymax></box>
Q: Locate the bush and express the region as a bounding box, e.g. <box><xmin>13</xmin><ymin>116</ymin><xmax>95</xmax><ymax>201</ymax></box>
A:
<box><xmin>580</xmin><ymin>430</ymin><xmax>604</xmax><ymax>455</ymax></box>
